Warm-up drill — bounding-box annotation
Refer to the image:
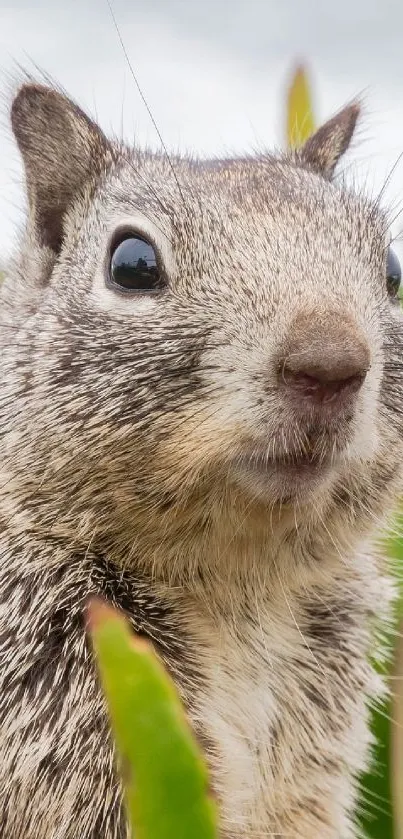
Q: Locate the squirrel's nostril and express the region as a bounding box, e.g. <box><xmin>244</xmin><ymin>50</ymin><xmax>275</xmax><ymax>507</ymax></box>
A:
<box><xmin>282</xmin><ymin>368</ymin><xmax>367</xmax><ymax>404</ymax></box>
<box><xmin>277</xmin><ymin>307</ymin><xmax>370</xmax><ymax>411</ymax></box>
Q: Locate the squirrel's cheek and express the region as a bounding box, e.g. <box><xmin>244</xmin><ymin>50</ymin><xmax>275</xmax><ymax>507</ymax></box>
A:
<box><xmin>153</xmin><ymin>406</ymin><xmax>241</xmax><ymax>488</ymax></box>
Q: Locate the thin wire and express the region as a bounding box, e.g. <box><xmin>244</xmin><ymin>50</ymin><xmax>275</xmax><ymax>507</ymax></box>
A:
<box><xmin>105</xmin><ymin>0</ymin><xmax>189</xmax><ymax>212</ymax></box>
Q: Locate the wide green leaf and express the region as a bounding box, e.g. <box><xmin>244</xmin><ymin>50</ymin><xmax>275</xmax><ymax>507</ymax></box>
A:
<box><xmin>87</xmin><ymin>599</ymin><xmax>219</xmax><ymax>839</ymax></box>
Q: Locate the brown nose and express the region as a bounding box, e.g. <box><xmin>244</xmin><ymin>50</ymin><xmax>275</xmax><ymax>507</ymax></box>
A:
<box><xmin>279</xmin><ymin>310</ymin><xmax>370</xmax><ymax>407</ymax></box>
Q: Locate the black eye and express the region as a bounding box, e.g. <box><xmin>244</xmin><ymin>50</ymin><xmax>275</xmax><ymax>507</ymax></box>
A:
<box><xmin>386</xmin><ymin>246</ymin><xmax>401</xmax><ymax>299</ymax></box>
<box><xmin>108</xmin><ymin>234</ymin><xmax>164</xmax><ymax>293</ymax></box>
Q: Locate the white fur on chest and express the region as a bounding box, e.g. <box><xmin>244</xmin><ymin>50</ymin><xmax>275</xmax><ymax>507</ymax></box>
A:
<box><xmin>188</xmin><ymin>605</ymin><xmax>290</xmax><ymax>834</ymax></box>
<box><xmin>207</xmin><ymin>635</ymin><xmax>276</xmax><ymax>810</ymax></box>
<box><xmin>179</xmin><ymin>552</ymin><xmax>391</xmax><ymax>839</ymax></box>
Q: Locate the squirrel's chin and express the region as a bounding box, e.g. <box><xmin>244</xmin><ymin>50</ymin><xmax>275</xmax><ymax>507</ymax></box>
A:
<box><xmin>228</xmin><ymin>454</ymin><xmax>336</xmax><ymax>505</ymax></box>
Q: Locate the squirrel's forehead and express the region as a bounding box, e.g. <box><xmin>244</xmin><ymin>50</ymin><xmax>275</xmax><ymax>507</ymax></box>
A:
<box><xmin>107</xmin><ymin>155</ymin><xmax>384</xmax><ymax>244</ymax></box>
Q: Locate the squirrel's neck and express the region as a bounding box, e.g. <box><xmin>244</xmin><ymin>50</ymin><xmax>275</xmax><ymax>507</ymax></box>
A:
<box><xmin>0</xmin><ymin>485</ymin><xmax>370</xmax><ymax>609</ymax></box>
<box><xmin>0</xmin><ymin>455</ymin><xmax>382</xmax><ymax>603</ymax></box>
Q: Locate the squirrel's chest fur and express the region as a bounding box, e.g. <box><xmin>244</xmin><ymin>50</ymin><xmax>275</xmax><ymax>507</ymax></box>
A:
<box><xmin>183</xmin><ymin>568</ymin><xmax>382</xmax><ymax>838</ymax></box>
<box><xmin>0</xmin><ymin>534</ymin><xmax>388</xmax><ymax>839</ymax></box>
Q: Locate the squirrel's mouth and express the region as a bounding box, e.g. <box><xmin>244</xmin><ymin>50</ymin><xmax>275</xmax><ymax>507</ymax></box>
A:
<box><xmin>228</xmin><ymin>447</ymin><xmax>338</xmax><ymax>502</ymax></box>
<box><xmin>232</xmin><ymin>450</ymin><xmax>332</xmax><ymax>477</ymax></box>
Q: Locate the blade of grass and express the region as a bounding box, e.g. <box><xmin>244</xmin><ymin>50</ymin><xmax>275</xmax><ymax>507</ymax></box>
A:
<box><xmin>392</xmin><ymin>626</ymin><xmax>403</xmax><ymax>839</ymax></box>
<box><xmin>87</xmin><ymin>599</ymin><xmax>218</xmax><ymax>839</ymax></box>
<box><xmin>386</xmin><ymin>516</ymin><xmax>403</xmax><ymax>839</ymax></box>
<box><xmin>359</xmin><ymin>512</ymin><xmax>403</xmax><ymax>839</ymax></box>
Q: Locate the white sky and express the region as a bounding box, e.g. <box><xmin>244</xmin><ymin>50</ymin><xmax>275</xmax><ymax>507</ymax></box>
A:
<box><xmin>0</xmin><ymin>0</ymin><xmax>402</xmax><ymax>259</ymax></box>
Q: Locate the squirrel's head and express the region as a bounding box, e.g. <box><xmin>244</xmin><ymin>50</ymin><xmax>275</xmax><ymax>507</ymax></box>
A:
<box><xmin>2</xmin><ymin>83</ymin><xmax>403</xmax><ymax>576</ymax></box>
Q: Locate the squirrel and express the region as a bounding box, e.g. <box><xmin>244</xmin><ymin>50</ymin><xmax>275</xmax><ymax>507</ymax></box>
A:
<box><xmin>0</xmin><ymin>79</ymin><xmax>402</xmax><ymax>839</ymax></box>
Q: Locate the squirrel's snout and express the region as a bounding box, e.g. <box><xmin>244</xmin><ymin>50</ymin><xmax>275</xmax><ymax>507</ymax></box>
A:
<box><xmin>278</xmin><ymin>308</ymin><xmax>370</xmax><ymax>414</ymax></box>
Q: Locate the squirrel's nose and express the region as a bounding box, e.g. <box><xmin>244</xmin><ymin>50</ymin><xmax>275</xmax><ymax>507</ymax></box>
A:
<box><xmin>278</xmin><ymin>309</ymin><xmax>370</xmax><ymax>409</ymax></box>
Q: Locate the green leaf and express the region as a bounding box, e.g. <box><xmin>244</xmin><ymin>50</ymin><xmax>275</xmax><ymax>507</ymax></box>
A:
<box><xmin>88</xmin><ymin>599</ymin><xmax>219</xmax><ymax>839</ymax></box>
<box><xmin>285</xmin><ymin>63</ymin><xmax>315</xmax><ymax>149</ymax></box>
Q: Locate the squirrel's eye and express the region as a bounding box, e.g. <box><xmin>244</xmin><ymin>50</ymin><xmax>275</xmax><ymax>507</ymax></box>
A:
<box><xmin>386</xmin><ymin>246</ymin><xmax>401</xmax><ymax>299</ymax></box>
<box><xmin>107</xmin><ymin>234</ymin><xmax>164</xmax><ymax>293</ymax></box>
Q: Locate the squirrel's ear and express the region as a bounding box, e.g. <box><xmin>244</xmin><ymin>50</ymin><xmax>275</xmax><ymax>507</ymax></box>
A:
<box><xmin>296</xmin><ymin>102</ymin><xmax>360</xmax><ymax>179</ymax></box>
<box><xmin>11</xmin><ymin>84</ymin><xmax>114</xmax><ymax>253</ymax></box>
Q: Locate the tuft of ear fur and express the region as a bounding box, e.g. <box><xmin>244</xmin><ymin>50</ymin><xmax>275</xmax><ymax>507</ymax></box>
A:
<box><xmin>296</xmin><ymin>102</ymin><xmax>360</xmax><ymax>179</ymax></box>
<box><xmin>11</xmin><ymin>84</ymin><xmax>114</xmax><ymax>253</ymax></box>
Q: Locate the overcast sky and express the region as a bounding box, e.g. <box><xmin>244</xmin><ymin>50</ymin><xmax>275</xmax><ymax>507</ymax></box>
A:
<box><xmin>0</xmin><ymin>0</ymin><xmax>402</xmax><ymax>259</ymax></box>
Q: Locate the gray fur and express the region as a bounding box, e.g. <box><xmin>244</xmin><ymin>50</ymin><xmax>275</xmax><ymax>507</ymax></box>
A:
<box><xmin>0</xmin><ymin>82</ymin><xmax>402</xmax><ymax>838</ymax></box>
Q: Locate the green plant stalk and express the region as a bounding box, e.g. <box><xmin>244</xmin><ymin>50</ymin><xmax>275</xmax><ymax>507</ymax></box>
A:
<box><xmin>88</xmin><ymin>599</ymin><xmax>218</xmax><ymax>839</ymax></box>
<box><xmin>387</xmin><ymin>516</ymin><xmax>403</xmax><ymax>839</ymax></box>
<box><xmin>392</xmin><ymin>625</ymin><xmax>403</xmax><ymax>839</ymax></box>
